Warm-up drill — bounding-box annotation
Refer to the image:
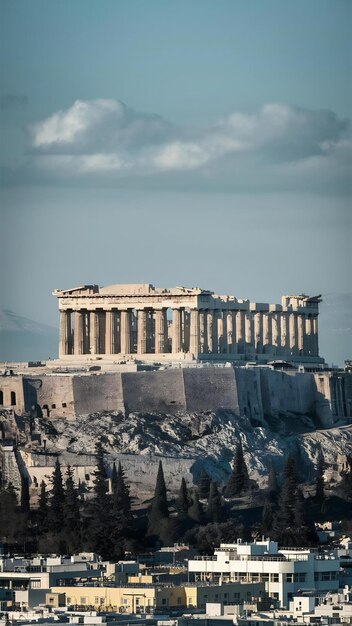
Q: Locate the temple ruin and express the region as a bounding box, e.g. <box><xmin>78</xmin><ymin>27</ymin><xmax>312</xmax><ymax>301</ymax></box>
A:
<box><xmin>53</xmin><ymin>284</ymin><xmax>323</xmax><ymax>364</ymax></box>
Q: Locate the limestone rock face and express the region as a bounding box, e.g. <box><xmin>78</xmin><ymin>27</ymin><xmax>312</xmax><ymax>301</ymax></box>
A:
<box><xmin>18</xmin><ymin>409</ymin><xmax>352</xmax><ymax>502</ymax></box>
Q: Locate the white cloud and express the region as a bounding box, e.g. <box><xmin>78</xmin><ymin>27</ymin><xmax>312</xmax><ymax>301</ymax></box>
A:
<box><xmin>25</xmin><ymin>99</ymin><xmax>351</xmax><ymax>191</ymax></box>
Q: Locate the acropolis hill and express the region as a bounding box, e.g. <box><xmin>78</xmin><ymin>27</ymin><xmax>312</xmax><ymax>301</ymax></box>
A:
<box><xmin>0</xmin><ymin>283</ymin><xmax>351</xmax><ymax>504</ymax></box>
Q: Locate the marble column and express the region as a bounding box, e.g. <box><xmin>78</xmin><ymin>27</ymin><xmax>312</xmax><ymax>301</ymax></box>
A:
<box><xmin>218</xmin><ymin>311</ymin><xmax>227</xmax><ymax>353</ymax></box>
<box><xmin>297</xmin><ymin>314</ymin><xmax>304</xmax><ymax>355</ymax></box>
<box><xmin>120</xmin><ymin>310</ymin><xmax>131</xmax><ymax>354</ymax></box>
<box><xmin>105</xmin><ymin>310</ymin><xmax>114</xmax><ymax>354</ymax></box>
<box><xmin>199</xmin><ymin>310</ymin><xmax>207</xmax><ymax>353</ymax></box>
<box><xmin>206</xmin><ymin>310</ymin><xmax>214</xmax><ymax>353</ymax></box>
<box><xmin>89</xmin><ymin>310</ymin><xmax>99</xmax><ymax>355</ymax></box>
<box><xmin>271</xmin><ymin>312</ymin><xmax>280</xmax><ymax>354</ymax></box>
<box><xmin>154</xmin><ymin>309</ymin><xmax>166</xmax><ymax>354</ymax></box>
<box><xmin>59</xmin><ymin>310</ymin><xmax>68</xmax><ymax>356</ymax></box>
<box><xmin>74</xmin><ymin>310</ymin><xmax>84</xmax><ymax>355</ymax></box>
<box><xmin>212</xmin><ymin>310</ymin><xmax>219</xmax><ymax>354</ymax></box>
<box><xmin>172</xmin><ymin>308</ymin><xmax>182</xmax><ymax>353</ymax></box>
<box><xmin>137</xmin><ymin>309</ymin><xmax>147</xmax><ymax>353</ymax></box>
<box><xmin>254</xmin><ymin>312</ymin><xmax>263</xmax><ymax>354</ymax></box>
<box><xmin>227</xmin><ymin>311</ymin><xmax>235</xmax><ymax>353</ymax></box>
<box><xmin>305</xmin><ymin>316</ymin><xmax>314</xmax><ymax>356</ymax></box>
<box><xmin>289</xmin><ymin>312</ymin><xmax>298</xmax><ymax>355</ymax></box>
<box><xmin>263</xmin><ymin>313</ymin><xmax>271</xmax><ymax>354</ymax></box>
<box><xmin>280</xmin><ymin>312</ymin><xmax>289</xmax><ymax>355</ymax></box>
<box><xmin>245</xmin><ymin>311</ymin><xmax>254</xmax><ymax>352</ymax></box>
<box><xmin>313</xmin><ymin>315</ymin><xmax>319</xmax><ymax>356</ymax></box>
<box><xmin>189</xmin><ymin>309</ymin><xmax>199</xmax><ymax>356</ymax></box>
<box><xmin>236</xmin><ymin>311</ymin><xmax>245</xmax><ymax>352</ymax></box>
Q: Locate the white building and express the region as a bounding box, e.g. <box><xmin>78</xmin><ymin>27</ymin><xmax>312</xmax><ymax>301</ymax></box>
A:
<box><xmin>187</xmin><ymin>539</ymin><xmax>340</xmax><ymax>608</ymax></box>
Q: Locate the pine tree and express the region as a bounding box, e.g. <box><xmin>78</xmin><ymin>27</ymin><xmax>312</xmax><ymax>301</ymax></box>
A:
<box><xmin>188</xmin><ymin>491</ymin><xmax>205</xmax><ymax>525</ymax></box>
<box><xmin>207</xmin><ymin>481</ymin><xmax>224</xmax><ymax>523</ymax></box>
<box><xmin>225</xmin><ymin>441</ymin><xmax>249</xmax><ymax>498</ymax></box>
<box><xmin>64</xmin><ymin>466</ymin><xmax>81</xmax><ymax>554</ymax></box>
<box><xmin>111</xmin><ymin>462</ymin><xmax>118</xmax><ymax>494</ymax></box>
<box><xmin>198</xmin><ymin>470</ymin><xmax>211</xmax><ymax>500</ymax></box>
<box><xmin>48</xmin><ymin>458</ymin><xmax>65</xmax><ymax>534</ymax></box>
<box><xmin>148</xmin><ymin>461</ymin><xmax>169</xmax><ymax>534</ymax></box>
<box><xmin>176</xmin><ymin>477</ymin><xmax>191</xmax><ymax>520</ymax></box>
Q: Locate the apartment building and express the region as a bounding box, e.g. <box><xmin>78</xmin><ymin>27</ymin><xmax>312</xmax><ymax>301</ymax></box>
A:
<box><xmin>187</xmin><ymin>539</ymin><xmax>340</xmax><ymax>607</ymax></box>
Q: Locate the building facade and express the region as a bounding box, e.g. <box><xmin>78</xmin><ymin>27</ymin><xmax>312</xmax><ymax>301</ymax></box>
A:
<box><xmin>187</xmin><ymin>540</ymin><xmax>340</xmax><ymax>608</ymax></box>
<box><xmin>53</xmin><ymin>284</ymin><xmax>323</xmax><ymax>364</ymax></box>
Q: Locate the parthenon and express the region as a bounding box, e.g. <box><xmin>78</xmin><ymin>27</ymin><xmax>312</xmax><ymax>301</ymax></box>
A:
<box><xmin>53</xmin><ymin>284</ymin><xmax>323</xmax><ymax>363</ymax></box>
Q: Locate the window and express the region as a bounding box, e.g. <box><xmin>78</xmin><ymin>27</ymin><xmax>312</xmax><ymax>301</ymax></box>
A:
<box><xmin>31</xmin><ymin>580</ymin><xmax>41</xmax><ymax>588</ymax></box>
<box><xmin>0</xmin><ymin>390</ymin><xmax>3</xmax><ymax>404</ymax></box>
<box><xmin>95</xmin><ymin>597</ymin><xmax>99</xmax><ymax>605</ymax></box>
<box><xmin>135</xmin><ymin>598</ymin><xmax>140</xmax><ymax>606</ymax></box>
<box><xmin>286</xmin><ymin>574</ymin><xmax>293</xmax><ymax>583</ymax></box>
<box><xmin>294</xmin><ymin>573</ymin><xmax>306</xmax><ymax>583</ymax></box>
<box><xmin>67</xmin><ymin>598</ymin><xmax>71</xmax><ymax>605</ymax></box>
<box><xmin>80</xmin><ymin>598</ymin><xmax>86</xmax><ymax>605</ymax></box>
<box><xmin>11</xmin><ymin>391</ymin><xmax>16</xmax><ymax>405</ymax></box>
<box><xmin>162</xmin><ymin>599</ymin><xmax>167</xmax><ymax>605</ymax></box>
<box><xmin>177</xmin><ymin>597</ymin><xmax>182</xmax><ymax>605</ymax></box>
<box><xmin>62</xmin><ymin>403</ymin><xmax>67</xmax><ymax>408</ymax></box>
<box><xmin>270</xmin><ymin>573</ymin><xmax>279</xmax><ymax>582</ymax></box>
<box><xmin>314</xmin><ymin>573</ymin><xmax>319</xmax><ymax>581</ymax></box>
<box><xmin>123</xmin><ymin>599</ymin><xmax>128</xmax><ymax>605</ymax></box>
<box><xmin>52</xmin><ymin>404</ymin><xmax>56</xmax><ymax>409</ymax></box>
<box><xmin>100</xmin><ymin>598</ymin><xmax>104</xmax><ymax>604</ymax></box>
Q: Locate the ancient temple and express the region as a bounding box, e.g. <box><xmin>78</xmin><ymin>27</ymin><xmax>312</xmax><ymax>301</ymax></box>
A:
<box><xmin>53</xmin><ymin>284</ymin><xmax>323</xmax><ymax>363</ymax></box>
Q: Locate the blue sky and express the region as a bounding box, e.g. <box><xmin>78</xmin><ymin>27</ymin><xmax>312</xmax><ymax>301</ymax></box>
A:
<box><xmin>0</xmin><ymin>0</ymin><xmax>351</xmax><ymax>364</ymax></box>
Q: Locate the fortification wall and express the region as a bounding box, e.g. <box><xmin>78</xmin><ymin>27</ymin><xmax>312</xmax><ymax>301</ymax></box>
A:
<box><xmin>260</xmin><ymin>370</ymin><xmax>316</xmax><ymax>418</ymax></box>
<box><xmin>234</xmin><ymin>368</ymin><xmax>264</xmax><ymax>424</ymax></box>
<box><xmin>183</xmin><ymin>367</ymin><xmax>239</xmax><ymax>413</ymax></box>
<box><xmin>0</xmin><ymin>376</ymin><xmax>25</xmax><ymax>413</ymax></box>
<box><xmin>24</xmin><ymin>375</ymin><xmax>75</xmax><ymax>419</ymax></box>
<box><xmin>11</xmin><ymin>366</ymin><xmax>352</xmax><ymax>425</ymax></box>
<box><xmin>72</xmin><ymin>373</ymin><xmax>124</xmax><ymax>415</ymax></box>
<box><xmin>122</xmin><ymin>369</ymin><xmax>186</xmax><ymax>414</ymax></box>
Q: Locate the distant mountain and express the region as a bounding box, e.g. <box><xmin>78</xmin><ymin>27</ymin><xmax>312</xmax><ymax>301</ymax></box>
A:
<box><xmin>0</xmin><ymin>310</ymin><xmax>58</xmax><ymax>362</ymax></box>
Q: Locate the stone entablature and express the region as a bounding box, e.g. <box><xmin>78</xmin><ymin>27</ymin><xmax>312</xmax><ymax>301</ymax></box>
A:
<box><xmin>53</xmin><ymin>284</ymin><xmax>322</xmax><ymax>362</ymax></box>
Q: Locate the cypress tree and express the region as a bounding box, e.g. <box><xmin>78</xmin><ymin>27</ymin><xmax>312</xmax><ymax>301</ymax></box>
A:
<box><xmin>148</xmin><ymin>461</ymin><xmax>169</xmax><ymax>534</ymax></box>
<box><xmin>262</xmin><ymin>499</ymin><xmax>274</xmax><ymax>534</ymax></box>
<box><xmin>176</xmin><ymin>477</ymin><xmax>191</xmax><ymax>520</ymax></box>
<box><xmin>48</xmin><ymin>459</ymin><xmax>65</xmax><ymax>534</ymax></box>
<box><xmin>90</xmin><ymin>441</ymin><xmax>113</xmax><ymax>558</ymax></box>
<box><xmin>198</xmin><ymin>470</ymin><xmax>211</xmax><ymax>500</ymax></box>
<box><xmin>315</xmin><ymin>454</ymin><xmax>325</xmax><ymax>502</ymax></box>
<box><xmin>273</xmin><ymin>454</ymin><xmax>300</xmax><ymax>544</ymax></box>
<box><xmin>111</xmin><ymin>462</ymin><xmax>133</xmax><ymax>558</ymax></box>
<box><xmin>225</xmin><ymin>441</ymin><xmax>249</xmax><ymax>498</ymax></box>
<box><xmin>21</xmin><ymin>475</ymin><xmax>30</xmax><ymax>514</ymax></box>
<box><xmin>111</xmin><ymin>462</ymin><xmax>118</xmax><ymax>494</ymax></box>
<box><xmin>116</xmin><ymin>462</ymin><xmax>132</xmax><ymax>516</ymax></box>
<box><xmin>64</xmin><ymin>466</ymin><xmax>81</xmax><ymax>553</ymax></box>
<box><xmin>268</xmin><ymin>465</ymin><xmax>279</xmax><ymax>502</ymax></box>
<box><xmin>188</xmin><ymin>491</ymin><xmax>205</xmax><ymax>524</ymax></box>
<box><xmin>207</xmin><ymin>481</ymin><xmax>224</xmax><ymax>523</ymax></box>
<box><xmin>38</xmin><ymin>480</ymin><xmax>48</xmax><ymax>531</ymax></box>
